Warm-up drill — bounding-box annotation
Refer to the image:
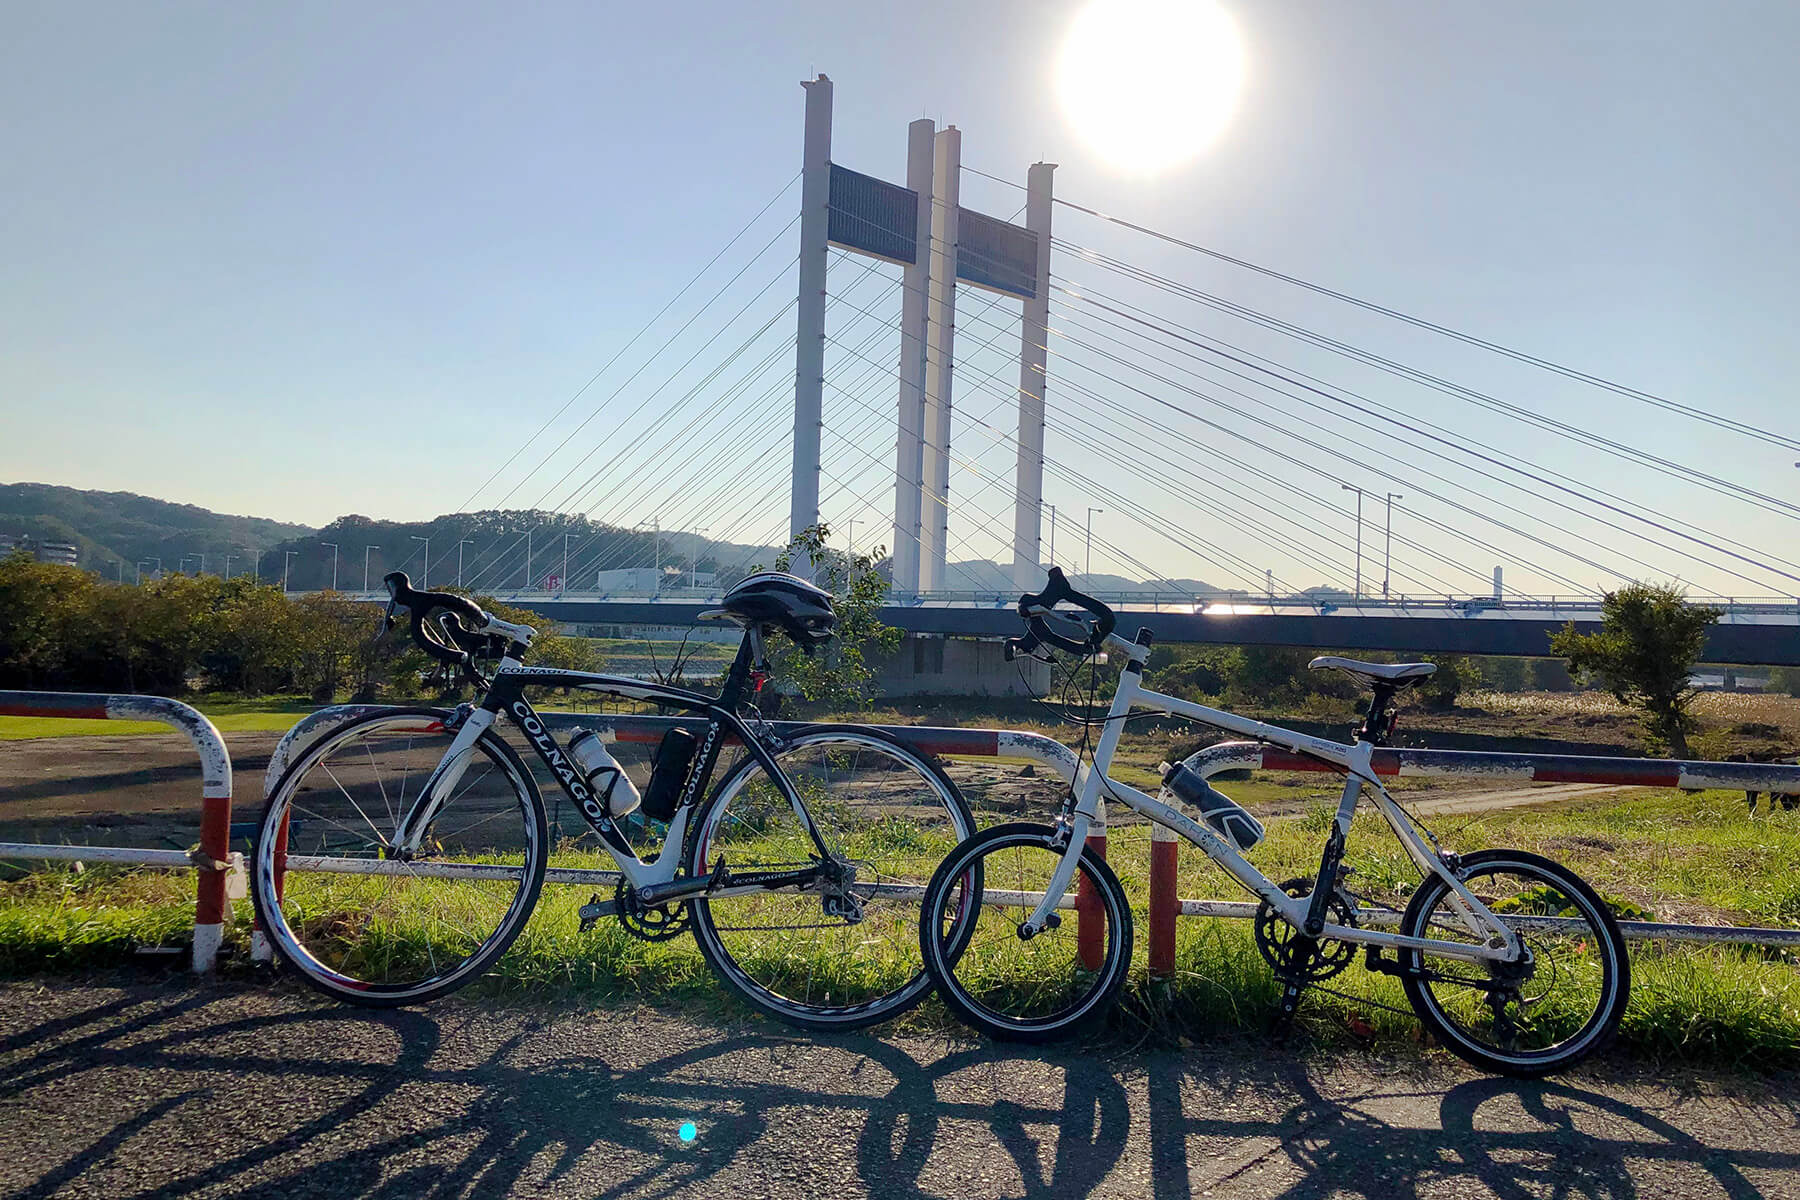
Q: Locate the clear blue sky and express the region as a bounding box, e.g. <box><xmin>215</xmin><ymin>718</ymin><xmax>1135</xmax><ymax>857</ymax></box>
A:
<box><xmin>3</xmin><ymin>1</ymin><xmax>1796</xmax><ymax>595</ymax></box>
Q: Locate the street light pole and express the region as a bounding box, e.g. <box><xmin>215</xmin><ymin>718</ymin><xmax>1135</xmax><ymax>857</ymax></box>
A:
<box><xmin>224</xmin><ymin>554</ymin><xmax>237</xmax><ymax>580</ymax></box>
<box><xmin>691</xmin><ymin>527</ymin><xmax>709</xmax><ymax>589</ymax></box>
<box><xmin>321</xmin><ymin>542</ymin><xmax>339</xmax><ymax>591</ymax></box>
<box><xmin>1340</xmin><ymin>484</ymin><xmax>1364</xmax><ymax>599</ymax></box>
<box><xmin>1382</xmin><ymin>492</ymin><xmax>1403</xmax><ymax>599</ymax></box>
<box><xmin>561</xmin><ymin>533</ymin><xmax>573</xmax><ymax>595</ymax></box>
<box><xmin>1085</xmin><ymin>507</ymin><xmax>1103</xmax><ymax>579</ymax></box>
<box><xmin>246</xmin><ymin>548</ymin><xmax>261</xmax><ymax>583</ymax></box>
<box><xmin>282</xmin><ymin>551</ymin><xmax>297</xmax><ymax>593</ymax></box>
<box><xmin>363</xmin><ymin>545</ymin><xmax>377</xmax><ymax>592</ymax></box>
<box><xmin>409</xmin><ymin>536</ymin><xmax>429</xmax><ymax>589</ymax></box>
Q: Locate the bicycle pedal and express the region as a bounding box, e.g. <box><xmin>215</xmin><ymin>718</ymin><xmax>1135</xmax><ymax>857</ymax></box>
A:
<box><xmin>577</xmin><ymin>893</ymin><xmax>612</xmax><ymax>932</ymax></box>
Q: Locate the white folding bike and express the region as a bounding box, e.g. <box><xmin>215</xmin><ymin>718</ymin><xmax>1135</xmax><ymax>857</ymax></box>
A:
<box><xmin>918</xmin><ymin>568</ymin><xmax>1629</xmax><ymax>1077</ymax></box>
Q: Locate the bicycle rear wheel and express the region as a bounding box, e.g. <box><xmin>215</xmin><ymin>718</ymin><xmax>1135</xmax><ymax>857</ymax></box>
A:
<box><xmin>251</xmin><ymin>708</ymin><xmax>548</xmax><ymax>1006</ymax></box>
<box><xmin>1400</xmin><ymin>849</ymin><xmax>1629</xmax><ymax>1076</ymax></box>
<box><xmin>920</xmin><ymin>823</ymin><xmax>1132</xmax><ymax>1042</ymax></box>
<box><xmin>686</xmin><ymin>725</ymin><xmax>976</xmax><ymax>1030</ymax></box>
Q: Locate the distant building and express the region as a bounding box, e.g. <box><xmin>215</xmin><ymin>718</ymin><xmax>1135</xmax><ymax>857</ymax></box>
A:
<box><xmin>0</xmin><ymin>533</ymin><xmax>79</xmax><ymax>566</ymax></box>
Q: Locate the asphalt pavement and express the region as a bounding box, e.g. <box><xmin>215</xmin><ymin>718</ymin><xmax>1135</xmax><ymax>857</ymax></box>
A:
<box><xmin>2</xmin><ymin>977</ymin><xmax>1796</xmax><ymax>1199</ymax></box>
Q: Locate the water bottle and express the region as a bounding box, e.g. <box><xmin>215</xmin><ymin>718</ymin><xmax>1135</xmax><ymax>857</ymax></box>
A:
<box><xmin>1160</xmin><ymin>758</ymin><xmax>1265</xmax><ymax>853</ymax></box>
<box><xmin>567</xmin><ymin>730</ymin><xmax>642</xmax><ymax>818</ymax></box>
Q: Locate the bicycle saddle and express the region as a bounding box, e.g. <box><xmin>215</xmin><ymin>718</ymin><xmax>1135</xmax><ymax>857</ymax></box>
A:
<box><xmin>1308</xmin><ymin>656</ymin><xmax>1436</xmax><ymax>689</ymax></box>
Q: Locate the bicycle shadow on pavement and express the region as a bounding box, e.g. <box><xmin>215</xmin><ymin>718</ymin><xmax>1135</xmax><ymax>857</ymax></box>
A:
<box><xmin>1144</xmin><ymin>1048</ymin><xmax>1800</xmax><ymax>1199</ymax></box>
<box><xmin>0</xmin><ymin>982</ymin><xmax>1132</xmax><ymax>1199</ymax></box>
<box><xmin>3</xmin><ymin>982</ymin><xmax>1797</xmax><ymax>1199</ymax></box>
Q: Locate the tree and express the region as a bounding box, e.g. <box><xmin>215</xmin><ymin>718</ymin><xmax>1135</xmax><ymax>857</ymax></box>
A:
<box><xmin>1549</xmin><ymin>582</ymin><xmax>1719</xmax><ymax>756</ymax></box>
<box><xmin>768</xmin><ymin>524</ymin><xmax>901</xmax><ymax>708</ymax></box>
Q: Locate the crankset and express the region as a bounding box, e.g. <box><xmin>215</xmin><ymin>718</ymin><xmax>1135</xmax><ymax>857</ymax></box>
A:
<box><xmin>612</xmin><ymin>878</ymin><xmax>693</xmax><ymax>943</ymax></box>
<box><xmin>1255</xmin><ymin>877</ymin><xmax>1358</xmax><ymax>983</ymax></box>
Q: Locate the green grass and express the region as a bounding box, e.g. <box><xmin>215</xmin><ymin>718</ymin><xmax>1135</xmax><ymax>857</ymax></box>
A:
<box><xmin>3</xmin><ymin>788</ymin><xmax>1798</xmax><ymax>1069</ymax></box>
<box><xmin>0</xmin><ymin>695</ymin><xmax>317</xmax><ymax>740</ymax></box>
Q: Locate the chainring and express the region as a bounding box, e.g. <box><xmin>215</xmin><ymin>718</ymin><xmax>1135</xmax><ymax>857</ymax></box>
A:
<box><xmin>1255</xmin><ymin>876</ymin><xmax>1357</xmax><ymax>982</ymax></box>
<box><xmin>615</xmin><ymin>878</ymin><xmax>692</xmax><ymax>943</ymax></box>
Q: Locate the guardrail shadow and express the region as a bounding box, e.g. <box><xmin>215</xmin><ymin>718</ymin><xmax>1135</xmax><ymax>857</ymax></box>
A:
<box><xmin>1145</xmin><ymin>1051</ymin><xmax>1800</xmax><ymax>1199</ymax></box>
<box><xmin>2</xmin><ymin>986</ymin><xmax>1794</xmax><ymax>1199</ymax></box>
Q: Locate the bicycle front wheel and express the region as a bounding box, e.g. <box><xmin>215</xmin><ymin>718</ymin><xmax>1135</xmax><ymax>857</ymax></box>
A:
<box><xmin>251</xmin><ymin>708</ymin><xmax>548</xmax><ymax>1006</ymax></box>
<box><xmin>1400</xmin><ymin>849</ymin><xmax>1629</xmax><ymax>1076</ymax></box>
<box><xmin>920</xmin><ymin>822</ymin><xmax>1132</xmax><ymax>1043</ymax></box>
<box><xmin>686</xmin><ymin>725</ymin><xmax>976</xmax><ymax>1030</ymax></box>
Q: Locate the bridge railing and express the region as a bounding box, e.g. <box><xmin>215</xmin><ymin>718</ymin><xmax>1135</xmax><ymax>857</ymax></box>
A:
<box><xmin>0</xmin><ymin>690</ymin><xmax>237</xmax><ymax>972</ymax></box>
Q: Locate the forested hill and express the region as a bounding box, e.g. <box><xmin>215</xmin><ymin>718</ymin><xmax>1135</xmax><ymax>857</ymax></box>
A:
<box><xmin>0</xmin><ymin>482</ymin><xmax>312</xmax><ymax>576</ymax></box>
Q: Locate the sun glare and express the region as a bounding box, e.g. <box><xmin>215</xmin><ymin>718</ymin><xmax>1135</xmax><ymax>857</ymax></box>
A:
<box><xmin>1057</xmin><ymin>0</ymin><xmax>1246</xmax><ymax>173</ymax></box>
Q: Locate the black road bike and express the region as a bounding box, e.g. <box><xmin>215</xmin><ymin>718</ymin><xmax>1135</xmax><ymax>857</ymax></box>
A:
<box><xmin>252</xmin><ymin>572</ymin><xmax>975</xmax><ymax>1029</ymax></box>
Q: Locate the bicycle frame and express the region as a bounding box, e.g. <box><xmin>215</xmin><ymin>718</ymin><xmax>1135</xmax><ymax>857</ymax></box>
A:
<box><xmin>1024</xmin><ymin>631</ymin><xmax>1524</xmax><ymax>966</ymax></box>
<box><xmin>390</xmin><ymin>635</ymin><xmax>836</xmax><ymax>907</ymax></box>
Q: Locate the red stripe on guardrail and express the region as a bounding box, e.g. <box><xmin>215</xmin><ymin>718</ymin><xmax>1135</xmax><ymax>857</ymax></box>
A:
<box><xmin>0</xmin><ymin>700</ymin><xmax>109</xmax><ymax>721</ymax></box>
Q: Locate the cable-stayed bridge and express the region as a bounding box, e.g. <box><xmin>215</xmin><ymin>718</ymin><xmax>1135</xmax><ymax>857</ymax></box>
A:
<box><xmin>397</xmin><ymin>76</ymin><xmax>1800</xmax><ymax>670</ymax></box>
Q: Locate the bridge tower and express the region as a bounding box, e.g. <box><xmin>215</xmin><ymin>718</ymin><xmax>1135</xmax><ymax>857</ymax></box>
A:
<box><xmin>788</xmin><ymin>77</ymin><xmax>1052</xmax><ymax>596</ymax></box>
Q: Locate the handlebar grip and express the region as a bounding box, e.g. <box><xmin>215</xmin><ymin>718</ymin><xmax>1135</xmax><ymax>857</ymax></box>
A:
<box><xmin>1014</xmin><ymin>567</ymin><xmax>1117</xmax><ymax>656</ymax></box>
<box><xmin>384</xmin><ymin>571</ymin><xmax>491</xmax><ymax>667</ymax></box>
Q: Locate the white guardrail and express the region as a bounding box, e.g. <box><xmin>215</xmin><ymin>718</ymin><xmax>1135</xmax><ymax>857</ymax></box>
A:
<box><xmin>6</xmin><ymin>697</ymin><xmax>1799</xmax><ymax>975</ymax></box>
<box><xmin>0</xmin><ymin>690</ymin><xmax>239</xmax><ymax>972</ymax></box>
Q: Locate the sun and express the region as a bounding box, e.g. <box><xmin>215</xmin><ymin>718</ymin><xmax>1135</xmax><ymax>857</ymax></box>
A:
<box><xmin>1057</xmin><ymin>0</ymin><xmax>1247</xmax><ymax>173</ymax></box>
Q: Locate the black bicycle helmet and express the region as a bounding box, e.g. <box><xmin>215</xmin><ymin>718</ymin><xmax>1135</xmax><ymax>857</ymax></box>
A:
<box><xmin>707</xmin><ymin>571</ymin><xmax>837</xmax><ymax>651</ymax></box>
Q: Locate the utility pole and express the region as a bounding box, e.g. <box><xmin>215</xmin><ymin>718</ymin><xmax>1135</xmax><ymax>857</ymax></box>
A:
<box><xmin>691</xmin><ymin>527</ymin><xmax>710</xmax><ymax>589</ymax></box>
<box><xmin>1382</xmin><ymin>492</ymin><xmax>1403</xmax><ymax>599</ymax></box>
<box><xmin>282</xmin><ymin>550</ymin><xmax>298</xmax><ymax>592</ymax></box>
<box><xmin>409</xmin><ymin>536</ymin><xmax>429</xmax><ymax>589</ymax></box>
<box><xmin>321</xmin><ymin>542</ymin><xmax>339</xmax><ymax>591</ymax></box>
<box><xmin>363</xmin><ymin>545</ymin><xmax>377</xmax><ymax>592</ymax></box>
<box><xmin>1340</xmin><ymin>484</ymin><xmax>1364</xmax><ymax>600</ymax></box>
<box><xmin>458</xmin><ymin>539</ymin><xmax>474</xmax><ymax>588</ymax></box>
<box><xmin>1085</xmin><ymin>507</ymin><xmax>1103</xmax><ymax>579</ymax></box>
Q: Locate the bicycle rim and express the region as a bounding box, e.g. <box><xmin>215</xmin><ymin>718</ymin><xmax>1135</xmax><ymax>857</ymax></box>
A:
<box><xmin>923</xmin><ymin>824</ymin><xmax>1132</xmax><ymax>1041</ymax></box>
<box><xmin>253</xmin><ymin>710</ymin><xmax>547</xmax><ymax>1004</ymax></box>
<box><xmin>1403</xmin><ymin>851</ymin><xmax>1626</xmax><ymax>1074</ymax></box>
<box><xmin>688</xmin><ymin>727</ymin><xmax>974</xmax><ymax>1028</ymax></box>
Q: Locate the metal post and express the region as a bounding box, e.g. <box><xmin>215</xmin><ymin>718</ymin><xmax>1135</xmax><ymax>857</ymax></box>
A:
<box><xmin>321</xmin><ymin>542</ymin><xmax>338</xmax><ymax>591</ymax></box>
<box><xmin>919</xmin><ymin>125</ymin><xmax>961</xmax><ymax>594</ymax></box>
<box><xmin>691</xmin><ymin>527</ymin><xmax>709</xmax><ymax>588</ymax></box>
<box><xmin>282</xmin><ymin>551</ymin><xmax>297</xmax><ymax>592</ymax></box>
<box><xmin>562</xmin><ymin>533</ymin><xmax>573</xmax><ymax>595</ymax></box>
<box><xmin>409</xmin><ymin>536</ymin><xmax>428</xmax><ymax>590</ymax></box>
<box><xmin>1085</xmin><ymin>506</ymin><xmax>1103</xmax><ymax>579</ymax></box>
<box><xmin>224</xmin><ymin>554</ymin><xmax>237</xmax><ymax>580</ymax></box>
<box><xmin>789</xmin><ymin>75</ymin><xmax>832</xmax><ymax>561</ymax></box>
<box><xmin>1382</xmin><ymin>492</ymin><xmax>1402</xmax><ymax>599</ymax></box>
<box><xmin>891</xmin><ymin>117</ymin><xmax>934</xmax><ymax>597</ymax></box>
<box><xmin>1341</xmin><ymin>484</ymin><xmax>1363</xmax><ymax>599</ymax></box>
<box><xmin>363</xmin><ymin>545</ymin><xmax>376</xmax><ymax>592</ymax></box>
<box><xmin>845</xmin><ymin>518</ymin><xmax>858</xmax><ymax>567</ymax></box>
<box><xmin>1012</xmin><ymin>162</ymin><xmax>1055</xmax><ymax>590</ymax></box>
<box><xmin>248</xmin><ymin>549</ymin><xmax>260</xmax><ymax>583</ymax></box>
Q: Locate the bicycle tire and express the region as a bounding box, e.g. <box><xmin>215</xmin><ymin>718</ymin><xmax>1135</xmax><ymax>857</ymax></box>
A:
<box><xmin>251</xmin><ymin>707</ymin><xmax>548</xmax><ymax>1007</ymax></box>
<box><xmin>920</xmin><ymin>822</ymin><xmax>1133</xmax><ymax>1043</ymax></box>
<box><xmin>1400</xmin><ymin>848</ymin><xmax>1629</xmax><ymax>1077</ymax></box>
<box><xmin>685</xmin><ymin>724</ymin><xmax>977</xmax><ymax>1030</ymax></box>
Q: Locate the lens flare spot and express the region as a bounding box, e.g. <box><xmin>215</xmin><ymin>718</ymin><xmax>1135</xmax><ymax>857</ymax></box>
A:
<box><xmin>678</xmin><ymin>1121</ymin><xmax>698</xmax><ymax>1143</ymax></box>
